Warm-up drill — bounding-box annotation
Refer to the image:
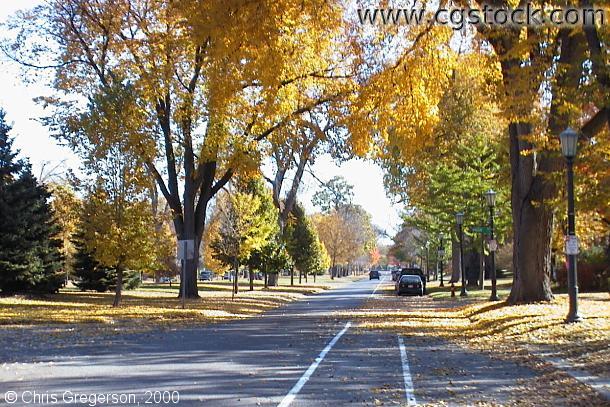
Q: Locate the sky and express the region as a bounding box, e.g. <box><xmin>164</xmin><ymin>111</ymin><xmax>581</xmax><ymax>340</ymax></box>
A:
<box><xmin>0</xmin><ymin>2</ymin><xmax>403</xmax><ymax>243</ymax></box>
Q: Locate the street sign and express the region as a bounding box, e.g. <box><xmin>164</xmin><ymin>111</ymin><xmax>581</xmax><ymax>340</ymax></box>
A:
<box><xmin>470</xmin><ymin>226</ymin><xmax>491</xmax><ymax>235</ymax></box>
<box><xmin>488</xmin><ymin>239</ymin><xmax>498</xmax><ymax>252</ymax></box>
<box><xmin>437</xmin><ymin>249</ymin><xmax>445</xmax><ymax>257</ymax></box>
<box><xmin>565</xmin><ymin>235</ymin><xmax>579</xmax><ymax>255</ymax></box>
<box><xmin>177</xmin><ymin>239</ymin><xmax>196</xmax><ymax>260</ymax></box>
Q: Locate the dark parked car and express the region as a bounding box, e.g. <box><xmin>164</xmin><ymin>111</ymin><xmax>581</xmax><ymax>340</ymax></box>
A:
<box><xmin>399</xmin><ymin>268</ymin><xmax>427</xmax><ymax>294</ymax></box>
<box><xmin>369</xmin><ymin>270</ymin><xmax>380</xmax><ymax>280</ymax></box>
<box><xmin>395</xmin><ymin>275</ymin><xmax>424</xmax><ymax>296</ymax></box>
<box><xmin>198</xmin><ymin>270</ymin><xmax>214</xmax><ymax>281</ymax></box>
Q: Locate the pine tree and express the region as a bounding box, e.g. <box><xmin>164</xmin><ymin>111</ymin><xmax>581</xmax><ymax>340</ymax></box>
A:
<box><xmin>286</xmin><ymin>204</ymin><xmax>327</xmax><ymax>280</ymax></box>
<box><xmin>72</xmin><ymin>231</ymin><xmax>141</xmax><ymax>293</ymax></box>
<box><xmin>72</xmin><ymin>231</ymin><xmax>112</xmax><ymax>292</ymax></box>
<box><xmin>0</xmin><ymin>110</ymin><xmax>64</xmax><ymax>294</ymax></box>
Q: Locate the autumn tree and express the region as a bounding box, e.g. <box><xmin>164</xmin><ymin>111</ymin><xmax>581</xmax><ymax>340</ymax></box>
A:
<box><xmin>313</xmin><ymin>210</ymin><xmax>350</xmax><ymax>278</ymax></box>
<box><xmin>48</xmin><ymin>182</ymin><xmax>81</xmax><ymax>283</ymax></box>
<box><xmin>240</xmin><ymin>177</ymin><xmax>278</xmax><ymax>290</ymax></box>
<box><xmin>448</xmin><ymin>0</ymin><xmax>610</xmax><ymax>303</ymax></box>
<box><xmin>383</xmin><ymin>60</ymin><xmax>511</xmax><ymax>285</ymax></box>
<box><xmin>313</xmin><ymin>203</ymin><xmax>376</xmax><ymax>277</ymax></box>
<box><xmin>5</xmin><ymin>0</ymin><xmax>357</xmax><ymax>298</ymax></box>
<box><xmin>369</xmin><ymin>246</ymin><xmax>382</xmax><ymax>266</ymax></box>
<box><xmin>351</xmin><ymin>1</ymin><xmax>609</xmax><ymax>302</ymax></box>
<box><xmin>286</xmin><ymin>204</ymin><xmax>328</xmax><ymax>283</ymax></box>
<box><xmin>389</xmin><ymin>224</ymin><xmax>426</xmax><ymax>266</ymax></box>
<box><xmin>59</xmin><ymin>84</ymin><xmax>158</xmax><ymax>307</ymax></box>
<box><xmin>210</xmin><ymin>178</ymin><xmax>276</xmax><ymax>294</ymax></box>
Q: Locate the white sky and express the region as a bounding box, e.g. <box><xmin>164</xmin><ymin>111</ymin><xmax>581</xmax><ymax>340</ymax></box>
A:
<box><xmin>0</xmin><ymin>2</ymin><xmax>402</xmax><ymax>242</ymax></box>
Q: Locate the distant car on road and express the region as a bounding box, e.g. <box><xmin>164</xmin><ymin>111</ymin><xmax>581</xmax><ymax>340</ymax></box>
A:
<box><xmin>398</xmin><ymin>267</ymin><xmax>427</xmax><ymax>294</ymax></box>
<box><xmin>395</xmin><ymin>275</ymin><xmax>424</xmax><ymax>296</ymax></box>
<box><xmin>159</xmin><ymin>277</ymin><xmax>176</xmax><ymax>284</ymax></box>
<box><xmin>391</xmin><ymin>269</ymin><xmax>401</xmax><ymax>281</ymax></box>
<box><xmin>369</xmin><ymin>270</ymin><xmax>380</xmax><ymax>280</ymax></box>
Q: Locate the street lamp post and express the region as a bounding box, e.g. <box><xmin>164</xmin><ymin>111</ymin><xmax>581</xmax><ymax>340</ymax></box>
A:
<box><xmin>438</xmin><ymin>236</ymin><xmax>445</xmax><ymax>287</ymax></box>
<box><xmin>560</xmin><ymin>128</ymin><xmax>583</xmax><ymax>323</ymax></box>
<box><xmin>485</xmin><ymin>189</ymin><xmax>499</xmax><ymax>301</ymax></box>
<box><xmin>456</xmin><ymin>212</ymin><xmax>467</xmax><ymax>297</ymax></box>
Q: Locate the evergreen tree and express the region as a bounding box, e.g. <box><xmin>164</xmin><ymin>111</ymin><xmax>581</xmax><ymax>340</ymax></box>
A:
<box><xmin>286</xmin><ymin>204</ymin><xmax>328</xmax><ymax>280</ymax></box>
<box><xmin>247</xmin><ymin>236</ymin><xmax>293</xmax><ymax>287</ymax></box>
<box><xmin>0</xmin><ymin>110</ymin><xmax>64</xmax><ymax>293</ymax></box>
<box><xmin>72</xmin><ymin>231</ymin><xmax>113</xmax><ymax>292</ymax></box>
<box><xmin>72</xmin><ymin>218</ymin><xmax>142</xmax><ymax>293</ymax></box>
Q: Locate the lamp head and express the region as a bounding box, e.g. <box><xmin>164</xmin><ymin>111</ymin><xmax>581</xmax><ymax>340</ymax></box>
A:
<box><xmin>455</xmin><ymin>212</ymin><xmax>464</xmax><ymax>225</ymax></box>
<box><xmin>559</xmin><ymin>128</ymin><xmax>579</xmax><ymax>159</ymax></box>
<box><xmin>485</xmin><ymin>189</ymin><xmax>497</xmax><ymax>207</ymax></box>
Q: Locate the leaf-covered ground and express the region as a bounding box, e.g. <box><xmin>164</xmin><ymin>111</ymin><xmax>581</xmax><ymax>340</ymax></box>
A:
<box><xmin>0</xmin><ymin>275</ymin><xmax>363</xmax><ymax>327</ymax></box>
<box><xmin>334</xmin><ymin>281</ymin><xmax>609</xmax><ymax>406</ymax></box>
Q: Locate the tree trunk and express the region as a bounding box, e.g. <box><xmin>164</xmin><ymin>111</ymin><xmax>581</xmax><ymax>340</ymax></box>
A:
<box><xmin>249</xmin><ymin>269</ymin><xmax>254</xmax><ymax>291</ymax></box>
<box><xmin>175</xmin><ymin>198</ymin><xmax>202</xmax><ymax>299</ymax></box>
<box><xmin>500</xmin><ymin>28</ymin><xmax>587</xmax><ymax>304</ymax></box>
<box><xmin>113</xmin><ymin>265</ymin><xmax>123</xmax><ymax>307</ymax></box>
<box><xmin>290</xmin><ymin>267</ymin><xmax>294</xmax><ymax>286</ymax></box>
<box><xmin>264</xmin><ymin>271</ymin><xmax>268</xmax><ymax>288</ymax></box>
<box><xmin>507</xmin><ymin>28</ymin><xmax>590</xmax><ymax>303</ymax></box>
<box><xmin>268</xmin><ymin>273</ymin><xmax>278</xmax><ymax>286</ymax></box>
<box><xmin>450</xmin><ymin>234</ymin><xmax>461</xmax><ymax>284</ymax></box>
<box><xmin>233</xmin><ymin>261</ymin><xmax>239</xmax><ymax>295</ymax></box>
<box><xmin>182</xmin><ymin>255</ymin><xmax>200</xmax><ymax>298</ymax></box>
<box><xmin>507</xmin><ymin>122</ymin><xmax>554</xmax><ymax>303</ymax></box>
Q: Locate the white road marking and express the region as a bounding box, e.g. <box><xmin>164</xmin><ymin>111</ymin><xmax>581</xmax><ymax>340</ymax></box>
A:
<box><xmin>277</xmin><ymin>321</ymin><xmax>352</xmax><ymax>407</ymax></box>
<box><xmin>369</xmin><ymin>275</ymin><xmax>385</xmax><ymax>299</ymax></box>
<box><xmin>398</xmin><ymin>336</ymin><xmax>418</xmax><ymax>406</ymax></box>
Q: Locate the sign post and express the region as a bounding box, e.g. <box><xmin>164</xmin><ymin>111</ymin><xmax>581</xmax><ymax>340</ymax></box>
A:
<box><xmin>177</xmin><ymin>240</ymin><xmax>195</xmax><ymax>309</ymax></box>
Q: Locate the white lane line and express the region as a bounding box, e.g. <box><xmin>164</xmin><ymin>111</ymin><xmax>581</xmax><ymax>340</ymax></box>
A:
<box><xmin>398</xmin><ymin>336</ymin><xmax>418</xmax><ymax>406</ymax></box>
<box><xmin>369</xmin><ymin>275</ymin><xmax>385</xmax><ymax>299</ymax></box>
<box><xmin>278</xmin><ymin>321</ymin><xmax>352</xmax><ymax>407</ymax></box>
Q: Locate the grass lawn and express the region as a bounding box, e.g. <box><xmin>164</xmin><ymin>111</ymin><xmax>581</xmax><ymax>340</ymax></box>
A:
<box><xmin>0</xmin><ymin>274</ymin><xmax>364</xmax><ymax>327</ymax></box>
<box><xmin>426</xmin><ymin>276</ymin><xmax>513</xmax><ymax>300</ymax></box>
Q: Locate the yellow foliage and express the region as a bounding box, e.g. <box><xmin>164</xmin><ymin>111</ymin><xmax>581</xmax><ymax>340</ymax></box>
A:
<box><xmin>347</xmin><ymin>26</ymin><xmax>455</xmax><ymax>164</ymax></box>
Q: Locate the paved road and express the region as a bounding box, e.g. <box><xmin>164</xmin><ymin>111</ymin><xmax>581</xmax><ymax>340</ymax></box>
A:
<box><xmin>1</xmin><ymin>273</ymin><xmax>539</xmax><ymax>406</ymax></box>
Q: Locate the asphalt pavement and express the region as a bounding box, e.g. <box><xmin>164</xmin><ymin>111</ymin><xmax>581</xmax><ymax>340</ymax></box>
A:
<box><xmin>1</xmin><ymin>273</ymin><xmax>540</xmax><ymax>406</ymax></box>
